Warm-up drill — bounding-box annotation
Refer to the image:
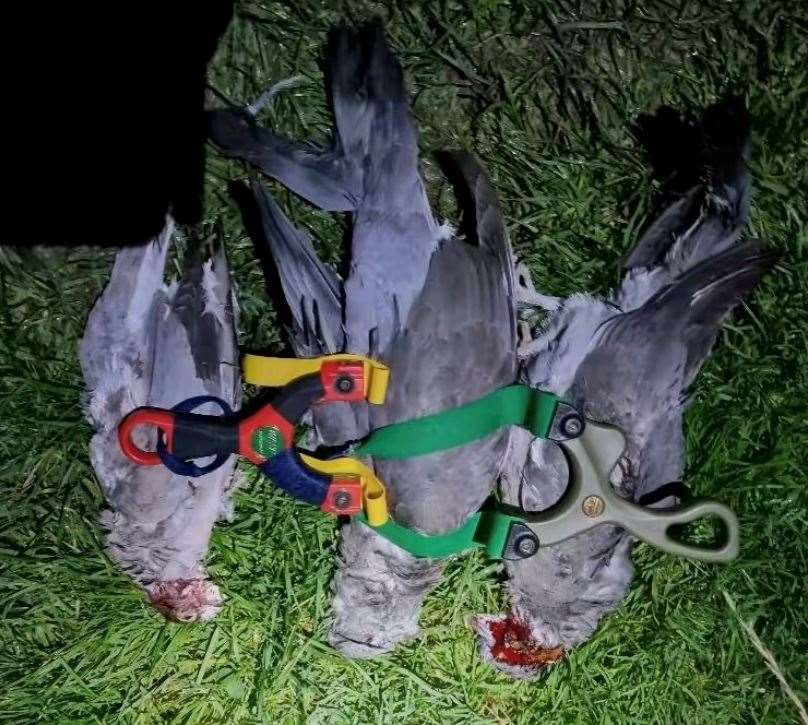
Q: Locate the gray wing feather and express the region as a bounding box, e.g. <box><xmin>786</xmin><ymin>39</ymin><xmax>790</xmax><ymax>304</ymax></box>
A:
<box><xmin>616</xmin><ymin>178</ymin><xmax>753</xmax><ymax>312</ymax></box>
<box><xmin>623</xmin><ymin>186</ymin><xmax>703</xmax><ymax>270</ymax></box>
<box><xmin>372</xmin><ymin>240</ymin><xmax>516</xmax><ymax>533</ymax></box>
<box><xmin>149</xmin><ymin>247</ymin><xmax>240</xmax><ymax>410</ymax></box>
<box><xmin>253</xmin><ymin>181</ymin><xmax>344</xmax><ymax>355</ymax></box>
<box><xmin>599</xmin><ymin>240</ymin><xmax>775</xmax><ymax>389</ymax></box>
<box><xmin>448</xmin><ymin>151</ymin><xmax>517</xmax><ymax>344</ymax></box>
<box><xmin>370</xmin><ymin>156</ymin><xmax>517</xmax><ymax>533</ymax></box>
<box><xmin>208</xmin><ymin>109</ymin><xmax>360</xmax><ymax>212</ymax></box>
<box><xmin>80</xmin><ymin>221</ymin><xmax>172</xmax><ymax>414</ymax></box>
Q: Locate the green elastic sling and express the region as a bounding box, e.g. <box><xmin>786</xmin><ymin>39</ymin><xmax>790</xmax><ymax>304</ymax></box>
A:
<box><xmin>354</xmin><ymin>385</ymin><xmax>560</xmax><ymax>459</ymax></box>
<box><xmin>355</xmin><ymin>509</ymin><xmax>523</xmax><ymax>559</ymax></box>
<box><xmin>352</xmin><ymin>385</ymin><xmax>563</xmax><ymax>559</ymax></box>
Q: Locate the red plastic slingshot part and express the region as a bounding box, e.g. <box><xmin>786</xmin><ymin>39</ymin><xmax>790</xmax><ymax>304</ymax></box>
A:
<box><xmin>118</xmin><ymin>407</ymin><xmax>176</xmax><ymax>466</ymax></box>
<box><xmin>320</xmin><ymin>361</ymin><xmax>365</xmax><ymax>403</ymax></box>
<box><xmin>237</xmin><ymin>404</ymin><xmax>296</xmax><ymax>465</ymax></box>
<box><xmin>320</xmin><ymin>477</ymin><xmax>363</xmax><ymax>516</ymax></box>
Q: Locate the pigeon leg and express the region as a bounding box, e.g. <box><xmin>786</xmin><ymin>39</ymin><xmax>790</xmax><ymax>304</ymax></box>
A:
<box><xmin>329</xmin><ymin>520</ymin><xmax>442</xmax><ymax>658</ymax></box>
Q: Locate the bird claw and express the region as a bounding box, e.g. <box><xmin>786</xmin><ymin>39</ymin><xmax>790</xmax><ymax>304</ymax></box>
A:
<box><xmin>513</xmin><ymin>259</ymin><xmax>561</xmax><ymax>352</ymax></box>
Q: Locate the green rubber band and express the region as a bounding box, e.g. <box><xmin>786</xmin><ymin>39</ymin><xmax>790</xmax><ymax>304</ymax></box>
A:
<box><xmin>355</xmin><ymin>509</ymin><xmax>524</xmax><ymax>559</ymax></box>
<box><xmin>354</xmin><ymin>385</ymin><xmax>560</xmax><ymax>460</ymax></box>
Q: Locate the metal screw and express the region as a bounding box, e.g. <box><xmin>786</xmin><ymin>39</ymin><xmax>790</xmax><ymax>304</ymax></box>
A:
<box><xmin>335</xmin><ymin>375</ymin><xmax>354</xmax><ymax>394</ymax></box>
<box><xmin>333</xmin><ymin>491</ymin><xmax>352</xmax><ymax>510</ymax></box>
<box><xmin>561</xmin><ymin>415</ymin><xmax>583</xmax><ymax>438</ymax></box>
<box><xmin>582</xmin><ymin>495</ymin><xmax>605</xmax><ymax>518</ymax></box>
<box><xmin>515</xmin><ymin>534</ymin><xmax>538</xmax><ymax>558</ymax></box>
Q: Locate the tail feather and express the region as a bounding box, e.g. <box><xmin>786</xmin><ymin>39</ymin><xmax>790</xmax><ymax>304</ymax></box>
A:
<box><xmin>80</xmin><ymin>219</ymin><xmax>173</xmax><ymax>416</ymax></box>
<box><xmin>252</xmin><ymin>181</ymin><xmax>344</xmax><ymax>355</ymax></box>
<box><xmin>208</xmin><ymin>26</ymin><xmax>415</xmax><ymax>216</ymax></box>
<box><xmin>625</xmin><ymin>96</ymin><xmax>751</xmax><ymax>272</ymax></box>
<box><xmin>447</xmin><ymin>151</ymin><xmax>517</xmax><ymax>348</ymax></box>
<box><xmin>208</xmin><ymin>110</ymin><xmax>359</xmax><ymax>212</ymax></box>
<box><xmin>327</xmin><ymin>24</ymin><xmax>413</xmax><ymax>162</ymax></box>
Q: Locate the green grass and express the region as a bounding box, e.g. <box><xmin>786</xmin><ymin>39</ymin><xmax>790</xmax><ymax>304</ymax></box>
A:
<box><xmin>2</xmin><ymin>1</ymin><xmax>807</xmax><ymax>722</ymax></box>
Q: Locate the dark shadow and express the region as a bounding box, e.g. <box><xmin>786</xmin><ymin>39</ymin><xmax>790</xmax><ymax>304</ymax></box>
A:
<box><xmin>626</xmin><ymin>95</ymin><xmax>750</xmax><ymax>265</ymax></box>
<box><xmin>633</xmin><ymin>95</ymin><xmax>750</xmax><ymax>198</ymax></box>
<box><xmin>631</xmin><ymin>94</ymin><xmax>750</xmax><ymax>205</ymax></box>
<box><xmin>433</xmin><ymin>150</ymin><xmax>477</xmax><ymax>243</ymax></box>
<box><xmin>0</xmin><ymin>3</ymin><xmax>233</xmax><ymax>246</ymax></box>
<box><xmin>228</xmin><ymin>180</ymin><xmax>297</xmax><ymax>338</ymax></box>
<box><xmin>631</xmin><ymin>105</ymin><xmax>705</xmax><ymax>202</ymax></box>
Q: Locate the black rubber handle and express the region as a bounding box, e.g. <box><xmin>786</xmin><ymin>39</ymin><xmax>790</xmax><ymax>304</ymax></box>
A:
<box><xmin>168</xmin><ymin>374</ymin><xmax>324</xmax><ymax>461</ymax></box>
<box><xmin>270</xmin><ymin>375</ymin><xmax>325</xmax><ymax>424</ymax></box>
<box><xmin>171</xmin><ymin>413</ymin><xmax>239</xmax><ymax>460</ymax></box>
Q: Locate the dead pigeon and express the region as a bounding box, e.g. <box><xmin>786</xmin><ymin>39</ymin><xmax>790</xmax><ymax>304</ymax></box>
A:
<box><xmin>80</xmin><ymin>220</ymin><xmax>241</xmax><ymax>621</ymax></box>
<box><xmin>209</xmin><ymin>27</ymin><xmax>773</xmax><ymax>674</ymax></box>
<box><xmin>479</xmin><ymin>98</ymin><xmax>776</xmax><ymax>677</ymax></box>
<box><xmin>209</xmin><ymin>25</ymin><xmax>518</xmax><ymax>657</ymax></box>
<box><xmin>209</xmin><ymin>27</ymin><xmax>450</xmax><ymax>359</ymax></box>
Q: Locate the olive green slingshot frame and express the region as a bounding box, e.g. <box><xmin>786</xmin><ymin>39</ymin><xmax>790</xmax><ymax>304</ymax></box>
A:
<box><xmin>354</xmin><ymin>389</ymin><xmax>739</xmax><ymax>563</ymax></box>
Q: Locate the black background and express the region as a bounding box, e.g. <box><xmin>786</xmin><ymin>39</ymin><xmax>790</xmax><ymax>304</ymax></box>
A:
<box><xmin>1</xmin><ymin>3</ymin><xmax>234</xmax><ymax>246</ymax></box>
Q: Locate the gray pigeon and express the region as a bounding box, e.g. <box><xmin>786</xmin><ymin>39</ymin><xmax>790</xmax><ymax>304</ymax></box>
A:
<box><xmin>209</xmin><ymin>25</ymin><xmax>518</xmax><ymax>657</ymax></box>
<box><xmin>80</xmin><ymin>220</ymin><xmax>241</xmax><ymax>621</ymax></box>
<box><xmin>209</xmin><ymin>28</ymin><xmax>773</xmax><ymax>675</ymax></box>
<box><xmin>479</xmin><ymin>99</ymin><xmax>775</xmax><ymax>677</ymax></box>
<box><xmin>209</xmin><ymin>26</ymin><xmax>450</xmax><ymax>359</ymax></box>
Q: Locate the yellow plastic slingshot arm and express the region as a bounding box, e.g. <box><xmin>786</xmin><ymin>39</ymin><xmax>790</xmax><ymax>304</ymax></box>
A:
<box><xmin>299</xmin><ymin>453</ymin><xmax>389</xmax><ymax>526</ymax></box>
<box><xmin>242</xmin><ymin>353</ymin><xmax>390</xmax><ymax>405</ymax></box>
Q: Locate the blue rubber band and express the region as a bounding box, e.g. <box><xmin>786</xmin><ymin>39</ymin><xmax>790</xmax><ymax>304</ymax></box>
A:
<box><xmin>157</xmin><ymin>395</ymin><xmax>233</xmax><ymax>478</ymax></box>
